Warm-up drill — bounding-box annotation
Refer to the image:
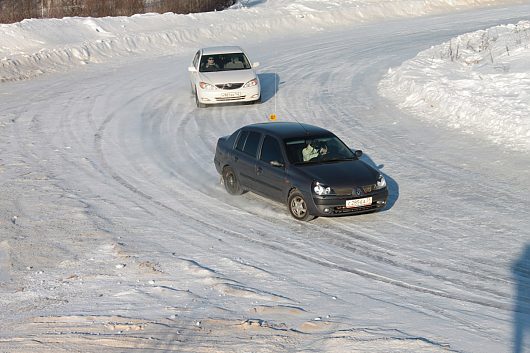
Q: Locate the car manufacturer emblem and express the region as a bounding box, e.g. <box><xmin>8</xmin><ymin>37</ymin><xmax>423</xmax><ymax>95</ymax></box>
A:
<box><xmin>355</xmin><ymin>187</ymin><xmax>362</xmax><ymax>196</ymax></box>
<box><xmin>226</xmin><ymin>83</ymin><xmax>232</xmax><ymax>88</ymax></box>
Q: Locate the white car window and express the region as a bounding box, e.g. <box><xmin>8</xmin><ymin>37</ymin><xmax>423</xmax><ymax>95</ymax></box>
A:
<box><xmin>192</xmin><ymin>51</ymin><xmax>200</xmax><ymax>68</ymax></box>
<box><xmin>199</xmin><ymin>53</ymin><xmax>251</xmax><ymax>72</ymax></box>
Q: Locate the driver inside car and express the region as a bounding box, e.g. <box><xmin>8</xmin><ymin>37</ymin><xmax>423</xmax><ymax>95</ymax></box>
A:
<box><xmin>302</xmin><ymin>141</ymin><xmax>321</xmax><ymax>161</ymax></box>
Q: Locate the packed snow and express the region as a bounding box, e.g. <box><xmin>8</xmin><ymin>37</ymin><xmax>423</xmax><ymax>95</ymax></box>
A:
<box><xmin>379</xmin><ymin>20</ymin><xmax>530</xmax><ymax>151</ymax></box>
<box><xmin>1</xmin><ymin>0</ymin><xmax>530</xmax><ymax>352</ymax></box>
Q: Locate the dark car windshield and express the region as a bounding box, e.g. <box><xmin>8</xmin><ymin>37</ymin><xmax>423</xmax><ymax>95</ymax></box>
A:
<box><xmin>199</xmin><ymin>53</ymin><xmax>252</xmax><ymax>72</ymax></box>
<box><xmin>284</xmin><ymin>135</ymin><xmax>355</xmax><ymax>164</ymax></box>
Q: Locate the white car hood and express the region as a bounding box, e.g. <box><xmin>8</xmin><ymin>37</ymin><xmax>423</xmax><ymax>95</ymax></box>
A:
<box><xmin>199</xmin><ymin>70</ymin><xmax>257</xmax><ymax>85</ymax></box>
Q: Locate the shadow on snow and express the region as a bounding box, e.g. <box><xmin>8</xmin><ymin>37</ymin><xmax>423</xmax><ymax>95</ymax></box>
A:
<box><xmin>513</xmin><ymin>244</ymin><xmax>530</xmax><ymax>353</ymax></box>
<box><xmin>359</xmin><ymin>152</ymin><xmax>399</xmax><ymax>211</ymax></box>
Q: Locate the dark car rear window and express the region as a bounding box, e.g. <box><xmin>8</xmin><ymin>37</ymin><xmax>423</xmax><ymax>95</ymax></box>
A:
<box><xmin>226</xmin><ymin>130</ymin><xmax>239</xmax><ymax>148</ymax></box>
<box><xmin>235</xmin><ymin>130</ymin><xmax>248</xmax><ymax>152</ymax></box>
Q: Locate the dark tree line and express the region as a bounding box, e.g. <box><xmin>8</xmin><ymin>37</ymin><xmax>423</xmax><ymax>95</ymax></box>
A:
<box><xmin>0</xmin><ymin>0</ymin><xmax>235</xmax><ymax>23</ymax></box>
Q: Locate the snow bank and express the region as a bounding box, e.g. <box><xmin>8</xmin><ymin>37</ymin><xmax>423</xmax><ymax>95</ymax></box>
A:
<box><xmin>0</xmin><ymin>0</ymin><xmax>523</xmax><ymax>82</ymax></box>
<box><xmin>1</xmin><ymin>0</ymin><xmax>528</xmax><ymax>150</ymax></box>
<box><xmin>379</xmin><ymin>20</ymin><xmax>530</xmax><ymax>152</ymax></box>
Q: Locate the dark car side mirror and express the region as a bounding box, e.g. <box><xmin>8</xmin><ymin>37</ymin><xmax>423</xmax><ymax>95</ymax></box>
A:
<box><xmin>270</xmin><ymin>160</ymin><xmax>284</xmax><ymax>168</ymax></box>
<box><xmin>354</xmin><ymin>150</ymin><xmax>363</xmax><ymax>159</ymax></box>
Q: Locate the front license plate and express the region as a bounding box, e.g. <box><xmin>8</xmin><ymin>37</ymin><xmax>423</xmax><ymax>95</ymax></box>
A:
<box><xmin>221</xmin><ymin>92</ymin><xmax>242</xmax><ymax>97</ymax></box>
<box><xmin>346</xmin><ymin>197</ymin><xmax>372</xmax><ymax>208</ymax></box>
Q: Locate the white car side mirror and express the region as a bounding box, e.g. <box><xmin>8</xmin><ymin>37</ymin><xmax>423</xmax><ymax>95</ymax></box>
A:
<box><xmin>252</xmin><ymin>62</ymin><xmax>260</xmax><ymax>68</ymax></box>
<box><xmin>188</xmin><ymin>66</ymin><xmax>197</xmax><ymax>72</ymax></box>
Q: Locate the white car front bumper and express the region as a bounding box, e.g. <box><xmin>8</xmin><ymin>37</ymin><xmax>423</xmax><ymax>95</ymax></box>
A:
<box><xmin>197</xmin><ymin>85</ymin><xmax>260</xmax><ymax>105</ymax></box>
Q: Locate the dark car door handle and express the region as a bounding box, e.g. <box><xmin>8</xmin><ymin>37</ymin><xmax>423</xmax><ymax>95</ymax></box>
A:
<box><xmin>256</xmin><ymin>166</ymin><xmax>263</xmax><ymax>175</ymax></box>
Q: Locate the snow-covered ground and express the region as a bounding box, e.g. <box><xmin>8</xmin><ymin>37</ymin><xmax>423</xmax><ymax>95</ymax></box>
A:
<box><xmin>379</xmin><ymin>20</ymin><xmax>530</xmax><ymax>152</ymax></box>
<box><xmin>1</xmin><ymin>0</ymin><xmax>530</xmax><ymax>352</ymax></box>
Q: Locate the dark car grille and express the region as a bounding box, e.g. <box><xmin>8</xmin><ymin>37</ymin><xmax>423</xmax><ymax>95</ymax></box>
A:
<box><xmin>362</xmin><ymin>184</ymin><xmax>376</xmax><ymax>193</ymax></box>
<box><xmin>333</xmin><ymin>204</ymin><xmax>378</xmax><ymax>214</ymax></box>
<box><xmin>216</xmin><ymin>83</ymin><xmax>244</xmax><ymax>90</ymax></box>
<box><xmin>335</xmin><ymin>184</ymin><xmax>376</xmax><ymax>196</ymax></box>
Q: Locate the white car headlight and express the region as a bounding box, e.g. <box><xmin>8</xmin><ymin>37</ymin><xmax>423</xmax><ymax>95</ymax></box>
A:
<box><xmin>313</xmin><ymin>181</ymin><xmax>333</xmax><ymax>196</ymax></box>
<box><xmin>375</xmin><ymin>174</ymin><xmax>386</xmax><ymax>189</ymax></box>
<box><xmin>199</xmin><ymin>81</ymin><xmax>217</xmax><ymax>90</ymax></box>
<box><xmin>243</xmin><ymin>78</ymin><xmax>258</xmax><ymax>88</ymax></box>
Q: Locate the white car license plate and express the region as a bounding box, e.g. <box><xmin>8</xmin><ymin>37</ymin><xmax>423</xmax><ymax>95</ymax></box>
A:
<box><xmin>346</xmin><ymin>197</ymin><xmax>372</xmax><ymax>208</ymax></box>
<box><xmin>221</xmin><ymin>92</ymin><xmax>242</xmax><ymax>97</ymax></box>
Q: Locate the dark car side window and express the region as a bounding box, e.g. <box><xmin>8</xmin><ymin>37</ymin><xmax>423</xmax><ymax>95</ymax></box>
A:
<box><xmin>235</xmin><ymin>130</ymin><xmax>249</xmax><ymax>152</ymax></box>
<box><xmin>260</xmin><ymin>135</ymin><xmax>284</xmax><ymax>164</ymax></box>
<box><xmin>235</xmin><ymin>130</ymin><xmax>261</xmax><ymax>158</ymax></box>
<box><xmin>243</xmin><ymin>131</ymin><xmax>261</xmax><ymax>157</ymax></box>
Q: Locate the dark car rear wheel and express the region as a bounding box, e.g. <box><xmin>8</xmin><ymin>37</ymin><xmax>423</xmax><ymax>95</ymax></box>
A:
<box><xmin>288</xmin><ymin>190</ymin><xmax>315</xmax><ymax>221</ymax></box>
<box><xmin>222</xmin><ymin>166</ymin><xmax>244</xmax><ymax>195</ymax></box>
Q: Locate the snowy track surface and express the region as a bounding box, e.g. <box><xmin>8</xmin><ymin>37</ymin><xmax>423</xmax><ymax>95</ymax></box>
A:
<box><xmin>1</xmin><ymin>3</ymin><xmax>530</xmax><ymax>353</ymax></box>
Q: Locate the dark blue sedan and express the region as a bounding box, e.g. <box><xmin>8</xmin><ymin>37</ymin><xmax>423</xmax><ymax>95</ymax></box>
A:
<box><xmin>214</xmin><ymin>122</ymin><xmax>388</xmax><ymax>221</ymax></box>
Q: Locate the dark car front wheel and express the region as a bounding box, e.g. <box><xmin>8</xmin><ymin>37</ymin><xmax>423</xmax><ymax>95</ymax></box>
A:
<box><xmin>222</xmin><ymin>167</ymin><xmax>244</xmax><ymax>195</ymax></box>
<box><xmin>288</xmin><ymin>191</ymin><xmax>315</xmax><ymax>221</ymax></box>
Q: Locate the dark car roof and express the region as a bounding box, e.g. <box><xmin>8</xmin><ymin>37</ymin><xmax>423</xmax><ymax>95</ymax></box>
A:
<box><xmin>243</xmin><ymin>122</ymin><xmax>332</xmax><ymax>139</ymax></box>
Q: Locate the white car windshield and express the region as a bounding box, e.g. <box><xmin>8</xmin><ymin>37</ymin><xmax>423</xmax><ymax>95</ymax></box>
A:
<box><xmin>199</xmin><ymin>53</ymin><xmax>251</xmax><ymax>72</ymax></box>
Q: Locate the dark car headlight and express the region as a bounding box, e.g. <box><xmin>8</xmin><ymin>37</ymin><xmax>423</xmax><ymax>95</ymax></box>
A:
<box><xmin>313</xmin><ymin>181</ymin><xmax>334</xmax><ymax>196</ymax></box>
<box><xmin>375</xmin><ymin>174</ymin><xmax>387</xmax><ymax>190</ymax></box>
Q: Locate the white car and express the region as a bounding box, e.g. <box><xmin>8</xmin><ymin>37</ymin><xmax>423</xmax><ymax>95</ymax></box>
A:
<box><xmin>188</xmin><ymin>46</ymin><xmax>261</xmax><ymax>108</ymax></box>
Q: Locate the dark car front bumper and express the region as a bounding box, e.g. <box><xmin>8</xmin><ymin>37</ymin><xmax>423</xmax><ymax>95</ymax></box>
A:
<box><xmin>311</xmin><ymin>188</ymin><xmax>389</xmax><ymax>216</ymax></box>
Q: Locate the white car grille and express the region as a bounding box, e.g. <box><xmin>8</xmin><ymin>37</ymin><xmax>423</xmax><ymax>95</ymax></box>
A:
<box><xmin>215</xmin><ymin>95</ymin><xmax>246</xmax><ymax>102</ymax></box>
<box><xmin>216</xmin><ymin>83</ymin><xmax>244</xmax><ymax>90</ymax></box>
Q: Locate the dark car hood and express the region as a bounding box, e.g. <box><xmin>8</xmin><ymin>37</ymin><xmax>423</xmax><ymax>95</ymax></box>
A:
<box><xmin>300</xmin><ymin>160</ymin><xmax>379</xmax><ymax>187</ymax></box>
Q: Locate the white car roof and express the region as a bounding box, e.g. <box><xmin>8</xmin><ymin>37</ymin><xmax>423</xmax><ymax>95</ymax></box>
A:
<box><xmin>201</xmin><ymin>46</ymin><xmax>244</xmax><ymax>55</ymax></box>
